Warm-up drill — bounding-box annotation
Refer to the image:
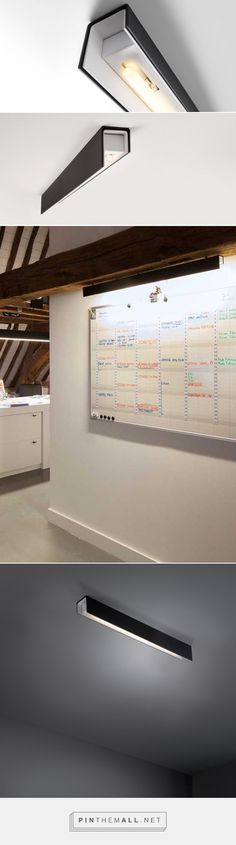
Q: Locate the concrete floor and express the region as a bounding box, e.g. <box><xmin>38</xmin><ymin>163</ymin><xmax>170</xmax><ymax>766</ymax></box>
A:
<box><xmin>0</xmin><ymin>470</ymin><xmax>118</xmax><ymax>562</ymax></box>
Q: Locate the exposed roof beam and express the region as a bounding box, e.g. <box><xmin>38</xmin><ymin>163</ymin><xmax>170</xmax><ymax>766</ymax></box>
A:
<box><xmin>22</xmin><ymin>226</ymin><xmax>39</xmax><ymax>267</ymax></box>
<box><xmin>13</xmin><ymin>342</ymin><xmax>41</xmax><ymax>389</ymax></box>
<box><xmin>0</xmin><ymin>227</ymin><xmax>236</xmax><ymax>300</ymax></box>
<box><xmin>3</xmin><ymin>341</ymin><xmax>24</xmax><ymax>383</ymax></box>
<box><xmin>0</xmin><ymin>337</ymin><xmax>15</xmax><ymax>369</ymax></box>
<box><xmin>0</xmin><ymin>310</ymin><xmax>48</xmax><ymax>325</ymax></box>
<box><xmin>39</xmin><ymin>229</ymin><xmax>49</xmax><ymax>260</ymax></box>
<box><xmin>0</xmin><ymin>227</ymin><xmax>5</xmax><ymax>249</ymax></box>
<box><xmin>24</xmin><ymin>345</ymin><xmax>49</xmax><ymax>382</ymax></box>
<box><xmin>6</xmin><ymin>227</ymin><xmax>24</xmax><ymax>272</ymax></box>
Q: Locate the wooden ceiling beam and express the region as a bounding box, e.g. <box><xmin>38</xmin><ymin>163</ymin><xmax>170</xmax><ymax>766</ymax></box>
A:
<box><xmin>6</xmin><ymin>227</ymin><xmax>24</xmax><ymax>272</ymax></box>
<box><xmin>13</xmin><ymin>343</ymin><xmax>41</xmax><ymax>389</ymax></box>
<box><xmin>39</xmin><ymin>229</ymin><xmax>49</xmax><ymax>261</ymax></box>
<box><xmin>0</xmin><ymin>323</ymin><xmax>11</xmax><ymax>354</ymax></box>
<box><xmin>0</xmin><ymin>227</ymin><xmax>5</xmax><ymax>249</ymax></box>
<box><xmin>0</xmin><ymin>227</ymin><xmax>236</xmax><ymax>301</ymax></box>
<box><xmin>0</xmin><ymin>312</ymin><xmax>48</xmax><ymax>326</ymax></box>
<box><xmin>4</xmin><ymin>341</ymin><xmax>24</xmax><ymax>383</ymax></box>
<box><xmin>24</xmin><ymin>345</ymin><xmax>49</xmax><ymax>382</ymax></box>
<box><xmin>0</xmin><ymin>338</ymin><xmax>14</xmax><ymax>369</ymax></box>
<box><xmin>0</xmin><ymin>296</ymin><xmax>41</xmax><ymax>307</ymax></box>
<box><xmin>22</xmin><ymin>227</ymin><xmax>39</xmax><ymax>267</ymax></box>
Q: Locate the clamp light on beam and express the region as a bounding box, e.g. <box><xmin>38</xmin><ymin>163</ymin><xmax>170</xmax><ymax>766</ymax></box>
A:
<box><xmin>41</xmin><ymin>126</ymin><xmax>130</xmax><ymax>214</ymax></box>
<box><xmin>79</xmin><ymin>5</ymin><xmax>198</xmax><ymax>113</ymax></box>
<box><xmin>76</xmin><ymin>596</ymin><xmax>192</xmax><ymax>661</ymax></box>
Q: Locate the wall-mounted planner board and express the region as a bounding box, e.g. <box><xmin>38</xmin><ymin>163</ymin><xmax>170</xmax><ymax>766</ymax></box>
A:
<box><xmin>90</xmin><ymin>280</ymin><xmax>236</xmax><ymax>439</ymax></box>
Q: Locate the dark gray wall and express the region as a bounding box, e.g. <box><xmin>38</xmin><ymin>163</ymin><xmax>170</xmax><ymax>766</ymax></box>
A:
<box><xmin>0</xmin><ymin>718</ymin><xmax>190</xmax><ymax>798</ymax></box>
<box><xmin>193</xmin><ymin>762</ymin><xmax>236</xmax><ymax>797</ymax></box>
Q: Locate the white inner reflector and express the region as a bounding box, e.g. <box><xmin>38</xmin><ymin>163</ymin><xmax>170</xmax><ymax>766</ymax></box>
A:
<box><xmin>103</xmin><ymin>129</ymin><xmax>129</xmax><ymax>168</ymax></box>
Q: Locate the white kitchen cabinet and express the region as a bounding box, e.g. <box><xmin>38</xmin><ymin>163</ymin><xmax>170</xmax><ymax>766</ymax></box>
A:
<box><xmin>0</xmin><ymin>399</ymin><xmax>50</xmax><ymax>478</ymax></box>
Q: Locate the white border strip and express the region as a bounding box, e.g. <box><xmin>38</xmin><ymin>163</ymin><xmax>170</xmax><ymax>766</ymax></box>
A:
<box><xmin>48</xmin><ymin>508</ymin><xmax>155</xmax><ymax>562</ymax></box>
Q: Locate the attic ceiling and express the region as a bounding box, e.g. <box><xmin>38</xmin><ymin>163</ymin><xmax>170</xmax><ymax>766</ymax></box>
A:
<box><xmin>0</xmin><ymin>564</ymin><xmax>236</xmax><ymax>775</ymax></box>
<box><xmin>1</xmin><ymin>0</ymin><xmax>236</xmax><ymax>112</ymax></box>
<box><xmin>0</xmin><ymin>227</ymin><xmax>49</xmax><ymax>389</ymax></box>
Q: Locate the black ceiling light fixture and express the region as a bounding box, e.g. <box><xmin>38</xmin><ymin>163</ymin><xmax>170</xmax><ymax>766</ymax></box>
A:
<box><xmin>79</xmin><ymin>5</ymin><xmax>198</xmax><ymax>113</ymax></box>
<box><xmin>76</xmin><ymin>596</ymin><xmax>192</xmax><ymax>661</ymax></box>
<box><xmin>0</xmin><ymin>330</ymin><xmax>49</xmax><ymax>342</ymax></box>
<box><xmin>41</xmin><ymin>126</ymin><xmax>130</xmax><ymax>214</ymax></box>
<box><xmin>83</xmin><ymin>256</ymin><xmax>223</xmax><ymax>297</ymax></box>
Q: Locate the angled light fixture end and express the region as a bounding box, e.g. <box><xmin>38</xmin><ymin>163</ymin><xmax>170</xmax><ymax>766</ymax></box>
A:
<box><xmin>79</xmin><ymin>5</ymin><xmax>198</xmax><ymax>113</ymax></box>
<box><xmin>41</xmin><ymin>126</ymin><xmax>130</xmax><ymax>214</ymax></box>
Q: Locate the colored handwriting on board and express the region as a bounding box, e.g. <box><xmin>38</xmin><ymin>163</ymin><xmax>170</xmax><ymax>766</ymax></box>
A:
<box><xmin>90</xmin><ymin>298</ymin><xmax>236</xmax><ymax>438</ymax></box>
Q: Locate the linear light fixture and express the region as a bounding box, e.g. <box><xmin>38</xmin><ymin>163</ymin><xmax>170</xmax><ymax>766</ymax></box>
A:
<box><xmin>83</xmin><ymin>256</ymin><xmax>223</xmax><ymax>297</ymax></box>
<box><xmin>79</xmin><ymin>5</ymin><xmax>198</xmax><ymax>113</ymax></box>
<box><xmin>76</xmin><ymin>596</ymin><xmax>192</xmax><ymax>661</ymax></box>
<box><xmin>0</xmin><ymin>330</ymin><xmax>49</xmax><ymax>342</ymax></box>
<box><xmin>41</xmin><ymin>126</ymin><xmax>130</xmax><ymax>214</ymax></box>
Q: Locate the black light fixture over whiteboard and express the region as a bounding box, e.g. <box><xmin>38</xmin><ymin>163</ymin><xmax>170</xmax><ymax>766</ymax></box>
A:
<box><xmin>76</xmin><ymin>596</ymin><xmax>193</xmax><ymax>661</ymax></box>
<box><xmin>41</xmin><ymin>126</ymin><xmax>130</xmax><ymax>214</ymax></box>
<box><xmin>83</xmin><ymin>256</ymin><xmax>223</xmax><ymax>297</ymax></box>
<box><xmin>79</xmin><ymin>5</ymin><xmax>198</xmax><ymax>113</ymax></box>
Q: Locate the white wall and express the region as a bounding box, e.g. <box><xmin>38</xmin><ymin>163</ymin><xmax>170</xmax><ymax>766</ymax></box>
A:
<box><xmin>0</xmin><ymin>718</ymin><xmax>190</xmax><ymax>798</ymax></box>
<box><xmin>49</xmin><ymin>257</ymin><xmax>236</xmax><ymax>562</ymax></box>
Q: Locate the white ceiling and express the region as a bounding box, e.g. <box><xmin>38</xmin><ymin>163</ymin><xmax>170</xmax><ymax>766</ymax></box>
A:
<box><xmin>0</xmin><ymin>113</ymin><xmax>236</xmax><ymax>225</ymax></box>
<box><xmin>48</xmin><ymin>226</ymin><xmax>129</xmax><ymax>255</ymax></box>
<box><xmin>0</xmin><ymin>0</ymin><xmax>236</xmax><ymax>112</ymax></box>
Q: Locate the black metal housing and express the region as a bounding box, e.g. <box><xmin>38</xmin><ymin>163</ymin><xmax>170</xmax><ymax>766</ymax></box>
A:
<box><xmin>83</xmin><ymin>256</ymin><xmax>221</xmax><ymax>297</ymax></box>
<box><xmin>77</xmin><ymin>596</ymin><xmax>192</xmax><ymax>661</ymax></box>
<box><xmin>79</xmin><ymin>4</ymin><xmax>198</xmax><ymax>112</ymax></box>
<box><xmin>41</xmin><ymin>126</ymin><xmax>130</xmax><ymax>214</ymax></box>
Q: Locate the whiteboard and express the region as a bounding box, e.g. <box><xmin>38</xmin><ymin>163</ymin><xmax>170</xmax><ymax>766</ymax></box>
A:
<box><xmin>90</xmin><ymin>282</ymin><xmax>236</xmax><ymax>440</ymax></box>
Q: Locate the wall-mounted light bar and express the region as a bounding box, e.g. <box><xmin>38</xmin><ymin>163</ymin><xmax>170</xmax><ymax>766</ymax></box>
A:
<box><xmin>83</xmin><ymin>256</ymin><xmax>223</xmax><ymax>297</ymax></box>
<box><xmin>79</xmin><ymin>5</ymin><xmax>198</xmax><ymax>113</ymax></box>
<box><xmin>76</xmin><ymin>596</ymin><xmax>192</xmax><ymax>661</ymax></box>
<box><xmin>0</xmin><ymin>330</ymin><xmax>49</xmax><ymax>342</ymax></box>
<box><xmin>41</xmin><ymin>126</ymin><xmax>130</xmax><ymax>214</ymax></box>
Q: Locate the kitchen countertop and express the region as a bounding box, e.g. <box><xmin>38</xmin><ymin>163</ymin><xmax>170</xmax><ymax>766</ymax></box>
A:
<box><xmin>0</xmin><ymin>395</ymin><xmax>50</xmax><ymax>413</ymax></box>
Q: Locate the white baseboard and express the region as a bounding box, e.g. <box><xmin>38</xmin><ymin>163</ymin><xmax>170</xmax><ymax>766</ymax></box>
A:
<box><xmin>48</xmin><ymin>507</ymin><xmax>155</xmax><ymax>562</ymax></box>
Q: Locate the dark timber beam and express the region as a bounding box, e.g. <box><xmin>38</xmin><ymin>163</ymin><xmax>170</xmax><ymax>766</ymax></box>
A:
<box><xmin>0</xmin><ymin>227</ymin><xmax>236</xmax><ymax>300</ymax></box>
<box><xmin>6</xmin><ymin>227</ymin><xmax>24</xmax><ymax>272</ymax></box>
<box><xmin>22</xmin><ymin>226</ymin><xmax>39</xmax><ymax>267</ymax></box>
<box><xmin>0</xmin><ymin>227</ymin><xmax>5</xmax><ymax>249</ymax></box>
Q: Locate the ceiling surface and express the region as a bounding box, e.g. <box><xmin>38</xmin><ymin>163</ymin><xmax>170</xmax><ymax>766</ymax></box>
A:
<box><xmin>0</xmin><ymin>0</ymin><xmax>236</xmax><ymax>112</ymax></box>
<box><xmin>0</xmin><ymin>113</ymin><xmax>236</xmax><ymax>225</ymax></box>
<box><xmin>1</xmin><ymin>564</ymin><xmax>236</xmax><ymax>774</ymax></box>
